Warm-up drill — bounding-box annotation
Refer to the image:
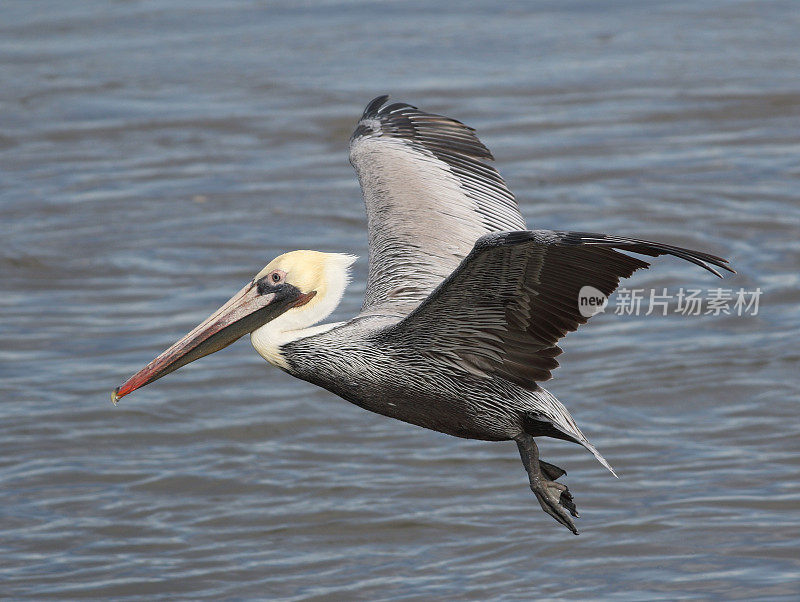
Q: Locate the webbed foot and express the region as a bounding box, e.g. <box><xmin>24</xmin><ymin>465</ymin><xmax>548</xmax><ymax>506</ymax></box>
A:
<box><xmin>516</xmin><ymin>435</ymin><xmax>580</xmax><ymax>534</ymax></box>
<box><xmin>529</xmin><ymin>475</ymin><xmax>579</xmax><ymax>534</ymax></box>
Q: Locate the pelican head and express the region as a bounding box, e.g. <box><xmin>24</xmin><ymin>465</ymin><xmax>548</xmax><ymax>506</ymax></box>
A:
<box><xmin>112</xmin><ymin>250</ymin><xmax>356</xmax><ymax>404</ymax></box>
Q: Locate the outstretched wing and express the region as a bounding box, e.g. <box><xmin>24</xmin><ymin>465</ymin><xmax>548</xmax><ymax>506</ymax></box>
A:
<box><xmin>350</xmin><ymin>95</ymin><xmax>526</xmax><ymax>316</ymax></box>
<box><xmin>388</xmin><ymin>230</ymin><xmax>734</xmax><ymax>388</ymax></box>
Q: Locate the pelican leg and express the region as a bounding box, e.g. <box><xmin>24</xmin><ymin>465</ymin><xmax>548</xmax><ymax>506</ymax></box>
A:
<box><xmin>539</xmin><ymin>459</ymin><xmax>566</xmax><ymax>481</ymax></box>
<box><xmin>515</xmin><ymin>434</ymin><xmax>579</xmax><ymax>535</ymax></box>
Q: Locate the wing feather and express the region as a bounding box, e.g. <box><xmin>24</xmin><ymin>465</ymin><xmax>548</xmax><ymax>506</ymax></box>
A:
<box><xmin>350</xmin><ymin>96</ymin><xmax>526</xmax><ymax>316</ymax></box>
<box><xmin>389</xmin><ymin>230</ymin><xmax>734</xmax><ymax>388</ymax></box>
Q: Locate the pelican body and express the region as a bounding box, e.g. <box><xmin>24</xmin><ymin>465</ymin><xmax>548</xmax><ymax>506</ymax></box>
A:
<box><xmin>114</xmin><ymin>96</ymin><xmax>733</xmax><ymax>533</ymax></box>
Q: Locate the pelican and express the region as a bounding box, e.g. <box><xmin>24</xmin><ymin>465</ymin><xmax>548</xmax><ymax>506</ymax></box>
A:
<box><xmin>113</xmin><ymin>96</ymin><xmax>733</xmax><ymax>533</ymax></box>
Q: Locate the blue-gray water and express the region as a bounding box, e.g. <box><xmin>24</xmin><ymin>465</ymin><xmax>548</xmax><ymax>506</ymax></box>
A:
<box><xmin>2</xmin><ymin>1</ymin><xmax>799</xmax><ymax>599</ymax></box>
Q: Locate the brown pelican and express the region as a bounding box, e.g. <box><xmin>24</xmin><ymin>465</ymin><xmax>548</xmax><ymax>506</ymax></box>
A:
<box><xmin>113</xmin><ymin>96</ymin><xmax>734</xmax><ymax>533</ymax></box>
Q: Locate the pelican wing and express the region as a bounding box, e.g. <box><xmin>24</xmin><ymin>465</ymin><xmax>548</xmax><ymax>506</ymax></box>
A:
<box><xmin>350</xmin><ymin>96</ymin><xmax>526</xmax><ymax>316</ymax></box>
<box><xmin>389</xmin><ymin>230</ymin><xmax>734</xmax><ymax>388</ymax></box>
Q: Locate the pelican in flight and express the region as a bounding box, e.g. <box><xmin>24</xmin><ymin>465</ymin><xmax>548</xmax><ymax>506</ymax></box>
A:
<box><xmin>113</xmin><ymin>96</ymin><xmax>733</xmax><ymax>533</ymax></box>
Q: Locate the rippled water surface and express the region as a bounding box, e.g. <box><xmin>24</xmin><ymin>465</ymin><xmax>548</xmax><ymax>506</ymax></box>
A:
<box><xmin>2</xmin><ymin>1</ymin><xmax>799</xmax><ymax>599</ymax></box>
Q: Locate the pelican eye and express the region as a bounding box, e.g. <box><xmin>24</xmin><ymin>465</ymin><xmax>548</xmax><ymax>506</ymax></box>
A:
<box><xmin>257</xmin><ymin>269</ymin><xmax>285</xmax><ymax>294</ymax></box>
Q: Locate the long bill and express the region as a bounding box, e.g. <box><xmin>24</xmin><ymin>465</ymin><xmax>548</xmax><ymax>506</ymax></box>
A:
<box><xmin>112</xmin><ymin>280</ymin><xmax>300</xmax><ymax>405</ymax></box>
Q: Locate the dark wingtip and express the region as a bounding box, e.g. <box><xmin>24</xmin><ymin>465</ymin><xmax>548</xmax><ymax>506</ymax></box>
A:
<box><xmin>361</xmin><ymin>95</ymin><xmax>390</xmax><ymax>119</ymax></box>
<box><xmin>699</xmin><ymin>257</ymin><xmax>736</xmax><ymax>278</ymax></box>
<box><xmin>564</xmin><ymin>231</ymin><xmax>737</xmax><ymax>279</ymax></box>
<box><xmin>385</xmin><ymin>101</ymin><xmax>418</xmax><ymax>113</ymax></box>
<box><xmin>694</xmin><ymin>252</ymin><xmax>735</xmax><ymax>278</ymax></box>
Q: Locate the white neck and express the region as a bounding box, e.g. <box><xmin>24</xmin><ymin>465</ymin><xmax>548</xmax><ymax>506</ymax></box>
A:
<box><xmin>251</xmin><ymin>319</ymin><xmax>342</xmax><ymax>370</ymax></box>
<box><xmin>250</xmin><ymin>254</ymin><xmax>353</xmax><ymax>369</ymax></box>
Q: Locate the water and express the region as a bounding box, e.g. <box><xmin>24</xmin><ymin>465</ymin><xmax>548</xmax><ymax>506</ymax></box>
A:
<box><xmin>2</xmin><ymin>1</ymin><xmax>799</xmax><ymax>599</ymax></box>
